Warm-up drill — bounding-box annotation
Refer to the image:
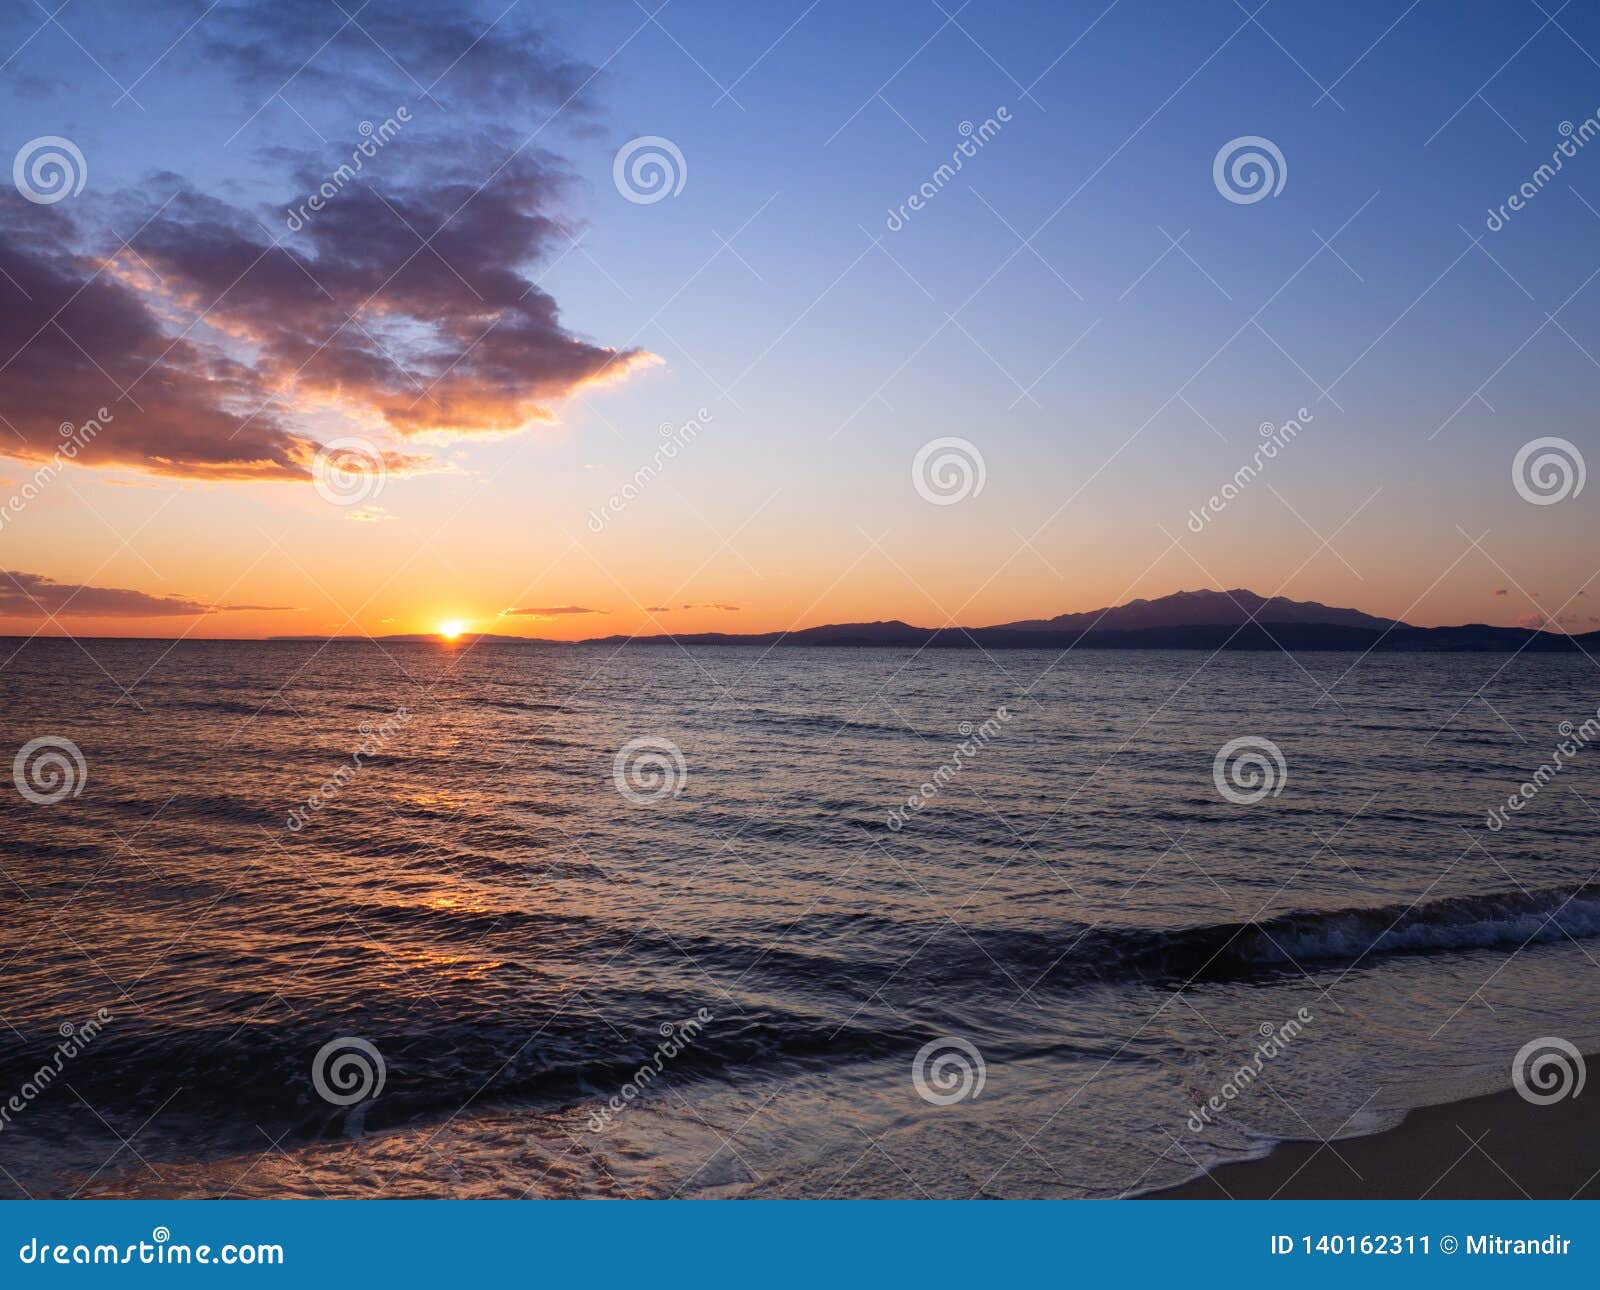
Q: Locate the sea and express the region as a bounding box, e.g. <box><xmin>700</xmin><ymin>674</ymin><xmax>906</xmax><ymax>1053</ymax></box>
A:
<box><xmin>2</xmin><ymin>638</ymin><xmax>1598</xmax><ymax>1198</ymax></box>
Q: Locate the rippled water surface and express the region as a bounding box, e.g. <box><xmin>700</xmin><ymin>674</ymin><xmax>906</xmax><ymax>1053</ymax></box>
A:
<box><xmin>3</xmin><ymin>639</ymin><xmax>1599</xmax><ymax>1197</ymax></box>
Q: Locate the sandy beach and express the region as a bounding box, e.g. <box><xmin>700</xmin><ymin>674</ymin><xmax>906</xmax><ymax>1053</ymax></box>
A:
<box><xmin>1151</xmin><ymin>1061</ymin><xmax>1600</xmax><ymax>1199</ymax></box>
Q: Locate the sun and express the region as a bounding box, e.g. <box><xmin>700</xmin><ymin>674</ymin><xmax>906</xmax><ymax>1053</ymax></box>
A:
<box><xmin>437</xmin><ymin>619</ymin><xmax>466</xmax><ymax>641</ymax></box>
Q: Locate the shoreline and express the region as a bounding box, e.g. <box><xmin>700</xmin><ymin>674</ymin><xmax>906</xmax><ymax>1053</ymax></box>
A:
<box><xmin>3</xmin><ymin>621</ymin><xmax>1597</xmax><ymax>651</ymax></box>
<box><xmin>1148</xmin><ymin>1059</ymin><xmax>1599</xmax><ymax>1199</ymax></box>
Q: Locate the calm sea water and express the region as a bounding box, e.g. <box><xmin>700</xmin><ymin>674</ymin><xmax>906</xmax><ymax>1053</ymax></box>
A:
<box><xmin>2</xmin><ymin>639</ymin><xmax>1599</xmax><ymax>1198</ymax></box>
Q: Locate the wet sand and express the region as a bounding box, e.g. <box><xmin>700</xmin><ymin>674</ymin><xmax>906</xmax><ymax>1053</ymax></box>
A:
<box><xmin>1151</xmin><ymin>1067</ymin><xmax>1600</xmax><ymax>1199</ymax></box>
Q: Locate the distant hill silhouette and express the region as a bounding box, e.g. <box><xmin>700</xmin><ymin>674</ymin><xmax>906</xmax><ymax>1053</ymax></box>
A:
<box><xmin>260</xmin><ymin>590</ymin><xmax>1598</xmax><ymax>652</ymax></box>
<box><xmin>993</xmin><ymin>588</ymin><xmax>1397</xmax><ymax>633</ymax></box>
<box><xmin>579</xmin><ymin>621</ymin><xmax>1598</xmax><ymax>652</ymax></box>
<box><xmin>579</xmin><ymin>589</ymin><xmax>1597</xmax><ymax>652</ymax></box>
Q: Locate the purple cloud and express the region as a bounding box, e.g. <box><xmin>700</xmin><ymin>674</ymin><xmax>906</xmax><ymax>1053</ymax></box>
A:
<box><xmin>0</xmin><ymin>571</ymin><xmax>294</xmax><ymax>618</ymax></box>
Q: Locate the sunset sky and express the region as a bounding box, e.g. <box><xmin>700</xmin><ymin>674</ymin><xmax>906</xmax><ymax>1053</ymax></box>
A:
<box><xmin>1</xmin><ymin>0</ymin><xmax>1597</xmax><ymax>639</ymax></box>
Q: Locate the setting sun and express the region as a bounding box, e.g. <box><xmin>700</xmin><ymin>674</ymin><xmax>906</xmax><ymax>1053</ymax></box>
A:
<box><xmin>10</xmin><ymin>0</ymin><xmax>1600</xmax><ymax>1230</ymax></box>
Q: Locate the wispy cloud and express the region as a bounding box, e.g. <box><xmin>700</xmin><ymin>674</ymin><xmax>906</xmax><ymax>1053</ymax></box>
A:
<box><xmin>199</xmin><ymin>0</ymin><xmax>603</xmax><ymax>123</ymax></box>
<box><xmin>0</xmin><ymin>571</ymin><xmax>293</xmax><ymax>618</ymax></box>
<box><xmin>501</xmin><ymin>605</ymin><xmax>606</xmax><ymax>617</ymax></box>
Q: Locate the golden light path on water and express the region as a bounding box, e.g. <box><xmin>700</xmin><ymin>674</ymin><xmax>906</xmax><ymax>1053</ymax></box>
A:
<box><xmin>4</xmin><ymin>641</ymin><xmax>1600</xmax><ymax>1197</ymax></box>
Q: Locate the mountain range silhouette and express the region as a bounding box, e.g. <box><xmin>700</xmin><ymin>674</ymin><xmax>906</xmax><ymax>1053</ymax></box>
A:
<box><xmin>575</xmin><ymin>589</ymin><xmax>1594</xmax><ymax>652</ymax></box>
<box><xmin>260</xmin><ymin>589</ymin><xmax>1595</xmax><ymax>650</ymax></box>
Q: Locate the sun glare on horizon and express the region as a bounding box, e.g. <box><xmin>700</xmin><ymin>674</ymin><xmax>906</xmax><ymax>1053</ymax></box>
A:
<box><xmin>437</xmin><ymin>619</ymin><xmax>466</xmax><ymax>640</ymax></box>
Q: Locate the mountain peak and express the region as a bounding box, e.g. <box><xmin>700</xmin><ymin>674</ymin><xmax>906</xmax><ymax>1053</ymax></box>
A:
<box><xmin>993</xmin><ymin>589</ymin><xmax>1399</xmax><ymax>633</ymax></box>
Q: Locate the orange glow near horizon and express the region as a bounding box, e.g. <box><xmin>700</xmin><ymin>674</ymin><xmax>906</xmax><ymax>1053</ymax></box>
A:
<box><xmin>437</xmin><ymin>620</ymin><xmax>466</xmax><ymax>641</ymax></box>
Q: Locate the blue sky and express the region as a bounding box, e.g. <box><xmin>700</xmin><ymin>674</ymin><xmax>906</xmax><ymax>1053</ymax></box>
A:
<box><xmin>1</xmin><ymin>0</ymin><xmax>1597</xmax><ymax>634</ymax></box>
